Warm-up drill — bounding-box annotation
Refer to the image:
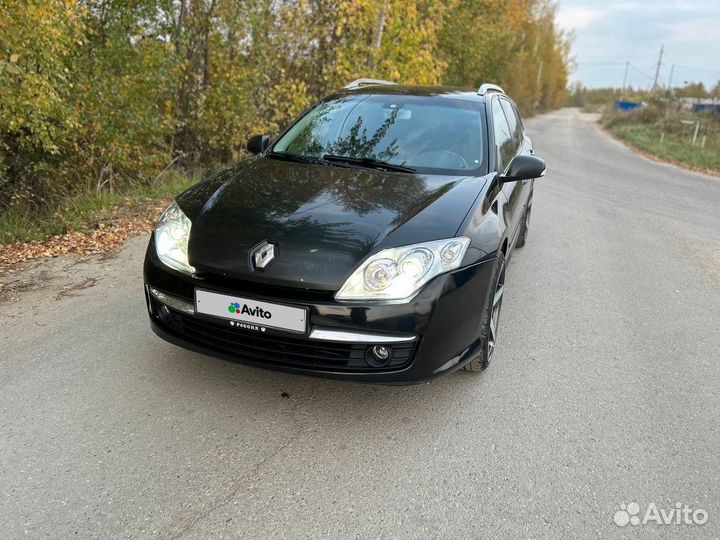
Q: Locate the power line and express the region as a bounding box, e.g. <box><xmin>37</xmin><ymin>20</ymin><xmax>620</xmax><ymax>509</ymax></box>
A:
<box><xmin>575</xmin><ymin>49</ymin><xmax>720</xmax><ymax>88</ymax></box>
<box><xmin>629</xmin><ymin>65</ymin><xmax>655</xmax><ymax>80</ymax></box>
<box><xmin>577</xmin><ymin>61</ymin><xmax>720</xmax><ymax>77</ymax></box>
<box><xmin>577</xmin><ymin>61</ymin><xmax>628</xmax><ymax>66</ymax></box>
<box><xmin>576</xmin><ymin>63</ymin><xmax>658</xmax><ymax>79</ymax></box>
<box><xmin>672</xmin><ymin>64</ymin><xmax>720</xmax><ymax>75</ymax></box>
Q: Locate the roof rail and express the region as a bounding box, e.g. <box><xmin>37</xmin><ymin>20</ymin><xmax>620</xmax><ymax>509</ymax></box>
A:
<box><xmin>344</xmin><ymin>78</ymin><xmax>397</xmax><ymax>90</ymax></box>
<box><xmin>477</xmin><ymin>83</ymin><xmax>505</xmax><ymax>96</ymax></box>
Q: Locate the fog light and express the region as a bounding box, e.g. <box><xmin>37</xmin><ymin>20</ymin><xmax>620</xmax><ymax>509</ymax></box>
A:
<box><xmin>372</xmin><ymin>345</ymin><xmax>390</xmax><ymax>360</ymax></box>
<box><xmin>366</xmin><ymin>345</ymin><xmax>393</xmax><ymax>367</ymax></box>
<box><xmin>158</xmin><ymin>304</ymin><xmax>171</xmax><ymax>323</ymax></box>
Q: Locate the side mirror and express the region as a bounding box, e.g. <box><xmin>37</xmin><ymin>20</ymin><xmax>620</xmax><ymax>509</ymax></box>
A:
<box><xmin>501</xmin><ymin>154</ymin><xmax>546</xmax><ymax>182</ymax></box>
<box><xmin>247</xmin><ymin>134</ymin><xmax>270</xmax><ymax>155</ymax></box>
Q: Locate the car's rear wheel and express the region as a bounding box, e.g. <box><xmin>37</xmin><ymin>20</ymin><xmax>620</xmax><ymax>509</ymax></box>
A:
<box><xmin>464</xmin><ymin>252</ymin><xmax>506</xmax><ymax>372</ymax></box>
<box><xmin>515</xmin><ymin>201</ymin><xmax>531</xmax><ymax>248</ymax></box>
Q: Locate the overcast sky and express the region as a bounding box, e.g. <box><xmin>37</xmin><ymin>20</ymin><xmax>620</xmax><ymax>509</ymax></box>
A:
<box><xmin>556</xmin><ymin>0</ymin><xmax>720</xmax><ymax>90</ymax></box>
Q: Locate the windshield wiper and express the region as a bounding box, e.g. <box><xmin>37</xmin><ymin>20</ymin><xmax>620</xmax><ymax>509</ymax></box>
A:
<box><xmin>267</xmin><ymin>151</ymin><xmax>325</xmax><ymax>165</ymax></box>
<box><xmin>322</xmin><ymin>154</ymin><xmax>416</xmax><ymax>173</ymax></box>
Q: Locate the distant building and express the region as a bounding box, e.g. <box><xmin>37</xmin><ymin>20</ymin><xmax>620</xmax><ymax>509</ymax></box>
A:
<box><xmin>691</xmin><ymin>102</ymin><xmax>720</xmax><ymax>115</ymax></box>
<box><xmin>677</xmin><ymin>97</ymin><xmax>720</xmax><ymax>113</ymax></box>
<box><xmin>614</xmin><ymin>101</ymin><xmax>643</xmax><ymax>112</ymax></box>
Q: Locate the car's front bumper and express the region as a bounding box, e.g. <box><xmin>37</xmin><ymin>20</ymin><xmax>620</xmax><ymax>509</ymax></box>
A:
<box><xmin>144</xmin><ymin>237</ymin><xmax>496</xmax><ymax>384</ymax></box>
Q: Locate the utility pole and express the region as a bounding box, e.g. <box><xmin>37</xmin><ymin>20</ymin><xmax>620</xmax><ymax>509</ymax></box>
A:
<box><xmin>621</xmin><ymin>61</ymin><xmax>629</xmax><ymax>98</ymax></box>
<box><xmin>668</xmin><ymin>64</ymin><xmax>675</xmax><ymax>92</ymax></box>
<box><xmin>652</xmin><ymin>45</ymin><xmax>664</xmax><ymax>93</ymax></box>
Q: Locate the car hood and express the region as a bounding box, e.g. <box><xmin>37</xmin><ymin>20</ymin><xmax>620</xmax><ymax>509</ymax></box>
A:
<box><xmin>178</xmin><ymin>158</ymin><xmax>487</xmax><ymax>291</ymax></box>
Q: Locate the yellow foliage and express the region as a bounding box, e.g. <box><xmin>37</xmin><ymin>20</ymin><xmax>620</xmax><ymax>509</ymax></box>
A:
<box><xmin>1</xmin><ymin>0</ymin><xmax>570</xmax><ymax>213</ymax></box>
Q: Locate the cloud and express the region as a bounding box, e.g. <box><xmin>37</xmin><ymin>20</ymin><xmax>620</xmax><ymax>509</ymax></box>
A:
<box><xmin>613</xmin><ymin>2</ymin><xmax>643</xmax><ymax>12</ymax></box>
<box><xmin>665</xmin><ymin>17</ymin><xmax>720</xmax><ymax>45</ymax></box>
<box><xmin>561</xmin><ymin>0</ymin><xmax>720</xmax><ymax>87</ymax></box>
<box><xmin>556</xmin><ymin>6</ymin><xmax>606</xmax><ymax>31</ymax></box>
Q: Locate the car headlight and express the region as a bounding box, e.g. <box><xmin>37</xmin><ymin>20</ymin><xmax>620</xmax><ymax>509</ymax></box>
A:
<box><xmin>154</xmin><ymin>202</ymin><xmax>195</xmax><ymax>274</ymax></box>
<box><xmin>336</xmin><ymin>237</ymin><xmax>471</xmax><ymax>301</ymax></box>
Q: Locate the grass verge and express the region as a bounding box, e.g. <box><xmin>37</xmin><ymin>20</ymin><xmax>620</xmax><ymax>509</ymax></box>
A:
<box><xmin>0</xmin><ymin>171</ymin><xmax>201</xmax><ymax>245</ymax></box>
<box><xmin>603</xmin><ymin>120</ymin><xmax>720</xmax><ymax>175</ymax></box>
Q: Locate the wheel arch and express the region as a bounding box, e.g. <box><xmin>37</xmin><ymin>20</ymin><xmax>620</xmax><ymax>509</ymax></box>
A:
<box><xmin>456</xmin><ymin>175</ymin><xmax>510</xmax><ymax>264</ymax></box>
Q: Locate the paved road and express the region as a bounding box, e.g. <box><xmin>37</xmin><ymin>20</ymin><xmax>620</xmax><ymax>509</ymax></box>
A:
<box><xmin>2</xmin><ymin>109</ymin><xmax>720</xmax><ymax>539</ymax></box>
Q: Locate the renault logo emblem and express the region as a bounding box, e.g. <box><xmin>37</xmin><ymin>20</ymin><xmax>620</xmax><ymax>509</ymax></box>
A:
<box><xmin>252</xmin><ymin>241</ymin><xmax>275</xmax><ymax>270</ymax></box>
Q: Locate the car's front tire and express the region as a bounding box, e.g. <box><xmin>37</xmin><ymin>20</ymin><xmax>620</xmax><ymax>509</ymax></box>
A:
<box><xmin>463</xmin><ymin>252</ymin><xmax>506</xmax><ymax>372</ymax></box>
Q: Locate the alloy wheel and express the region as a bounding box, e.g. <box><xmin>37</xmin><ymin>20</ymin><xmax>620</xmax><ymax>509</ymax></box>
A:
<box><xmin>487</xmin><ymin>261</ymin><xmax>506</xmax><ymax>362</ymax></box>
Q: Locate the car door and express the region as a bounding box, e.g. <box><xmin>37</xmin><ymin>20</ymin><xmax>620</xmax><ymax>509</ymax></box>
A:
<box><xmin>491</xmin><ymin>98</ymin><xmax>523</xmax><ymax>244</ymax></box>
<box><xmin>501</xmin><ymin>98</ymin><xmax>533</xmax><ymax>213</ymax></box>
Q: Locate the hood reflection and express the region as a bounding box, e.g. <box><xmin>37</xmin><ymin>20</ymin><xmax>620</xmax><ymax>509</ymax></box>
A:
<box><xmin>180</xmin><ymin>158</ymin><xmax>473</xmax><ymax>290</ymax></box>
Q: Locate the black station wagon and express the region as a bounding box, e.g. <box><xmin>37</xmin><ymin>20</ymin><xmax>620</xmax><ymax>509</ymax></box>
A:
<box><xmin>144</xmin><ymin>79</ymin><xmax>546</xmax><ymax>383</ymax></box>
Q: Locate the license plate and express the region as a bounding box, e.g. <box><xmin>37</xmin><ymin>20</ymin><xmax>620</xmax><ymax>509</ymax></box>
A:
<box><xmin>195</xmin><ymin>289</ymin><xmax>307</xmax><ymax>334</ymax></box>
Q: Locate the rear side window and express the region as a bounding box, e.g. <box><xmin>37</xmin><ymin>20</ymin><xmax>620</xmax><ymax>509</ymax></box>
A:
<box><xmin>492</xmin><ymin>100</ymin><xmax>515</xmax><ymax>172</ymax></box>
<box><xmin>500</xmin><ymin>99</ymin><xmax>523</xmax><ymax>151</ymax></box>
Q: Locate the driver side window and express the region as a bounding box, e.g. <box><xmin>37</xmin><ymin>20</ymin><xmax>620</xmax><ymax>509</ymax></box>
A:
<box><xmin>492</xmin><ymin>100</ymin><xmax>515</xmax><ymax>172</ymax></box>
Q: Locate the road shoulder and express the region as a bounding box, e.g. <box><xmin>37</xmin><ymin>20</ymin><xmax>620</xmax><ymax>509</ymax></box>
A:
<box><xmin>596</xmin><ymin>119</ymin><xmax>720</xmax><ymax>181</ymax></box>
<box><xmin>0</xmin><ymin>235</ymin><xmax>149</xmax><ymax>312</ymax></box>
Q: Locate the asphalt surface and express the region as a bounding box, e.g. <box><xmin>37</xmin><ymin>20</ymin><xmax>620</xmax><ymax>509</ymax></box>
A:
<box><xmin>2</xmin><ymin>108</ymin><xmax>720</xmax><ymax>539</ymax></box>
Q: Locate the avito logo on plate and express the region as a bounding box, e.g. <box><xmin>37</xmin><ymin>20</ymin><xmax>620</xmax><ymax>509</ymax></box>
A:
<box><xmin>228</xmin><ymin>302</ymin><xmax>272</xmax><ymax>319</ymax></box>
<box><xmin>227</xmin><ymin>302</ymin><xmax>243</xmax><ymax>314</ymax></box>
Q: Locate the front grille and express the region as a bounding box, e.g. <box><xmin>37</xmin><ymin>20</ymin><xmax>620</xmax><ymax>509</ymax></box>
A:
<box><xmin>164</xmin><ymin>310</ymin><xmax>416</xmax><ymax>372</ymax></box>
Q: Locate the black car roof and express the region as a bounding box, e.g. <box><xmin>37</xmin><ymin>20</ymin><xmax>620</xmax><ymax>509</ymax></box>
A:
<box><xmin>335</xmin><ymin>84</ymin><xmax>495</xmax><ymax>104</ymax></box>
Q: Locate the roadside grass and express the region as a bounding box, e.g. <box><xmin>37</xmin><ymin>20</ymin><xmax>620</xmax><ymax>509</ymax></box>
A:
<box><xmin>581</xmin><ymin>103</ymin><xmax>604</xmax><ymax>114</ymax></box>
<box><xmin>0</xmin><ymin>170</ymin><xmax>202</xmax><ymax>245</ymax></box>
<box><xmin>602</xmin><ymin>112</ymin><xmax>720</xmax><ymax>175</ymax></box>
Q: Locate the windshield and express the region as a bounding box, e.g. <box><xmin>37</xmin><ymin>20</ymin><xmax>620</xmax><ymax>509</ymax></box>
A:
<box><xmin>271</xmin><ymin>94</ymin><xmax>487</xmax><ymax>175</ymax></box>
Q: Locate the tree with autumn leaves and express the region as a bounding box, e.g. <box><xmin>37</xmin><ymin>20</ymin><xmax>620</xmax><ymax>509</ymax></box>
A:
<box><xmin>0</xmin><ymin>0</ymin><xmax>570</xmax><ymax>217</ymax></box>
